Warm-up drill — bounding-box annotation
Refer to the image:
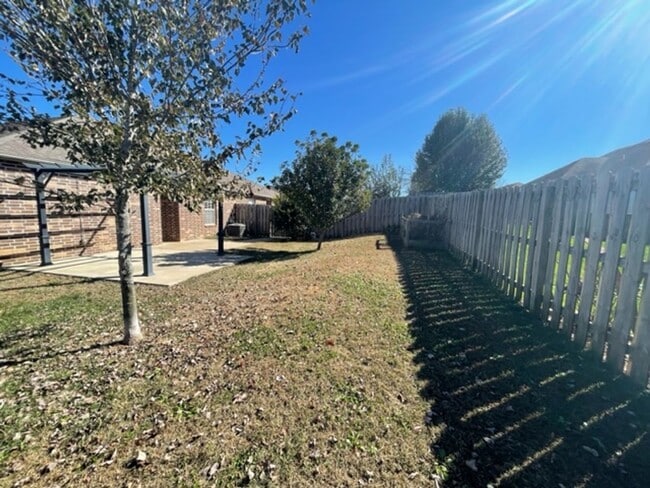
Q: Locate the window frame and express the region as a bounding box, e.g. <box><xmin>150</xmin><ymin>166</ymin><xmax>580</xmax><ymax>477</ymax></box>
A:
<box><xmin>203</xmin><ymin>200</ymin><xmax>216</xmax><ymax>226</ymax></box>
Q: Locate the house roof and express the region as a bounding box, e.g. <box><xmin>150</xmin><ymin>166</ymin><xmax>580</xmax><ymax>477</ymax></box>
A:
<box><xmin>0</xmin><ymin>121</ymin><xmax>99</xmax><ymax>174</ymax></box>
<box><xmin>248</xmin><ymin>181</ymin><xmax>277</xmax><ymax>200</ymax></box>
<box><xmin>0</xmin><ymin>125</ymin><xmax>71</xmax><ymax>167</ymax></box>
<box><xmin>0</xmin><ymin>123</ymin><xmax>279</xmax><ymax>197</ymax></box>
<box><xmin>531</xmin><ymin>139</ymin><xmax>650</xmax><ymax>184</ymax></box>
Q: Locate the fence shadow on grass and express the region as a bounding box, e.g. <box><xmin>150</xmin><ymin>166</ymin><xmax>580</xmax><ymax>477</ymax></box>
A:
<box><xmin>393</xmin><ymin>243</ymin><xmax>650</xmax><ymax>487</ymax></box>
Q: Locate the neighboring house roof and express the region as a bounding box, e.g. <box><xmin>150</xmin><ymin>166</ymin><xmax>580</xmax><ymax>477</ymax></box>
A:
<box><xmin>248</xmin><ymin>181</ymin><xmax>277</xmax><ymax>200</ymax></box>
<box><xmin>216</xmin><ymin>172</ymin><xmax>277</xmax><ymax>201</ymax></box>
<box><xmin>531</xmin><ymin>139</ymin><xmax>650</xmax><ymax>184</ymax></box>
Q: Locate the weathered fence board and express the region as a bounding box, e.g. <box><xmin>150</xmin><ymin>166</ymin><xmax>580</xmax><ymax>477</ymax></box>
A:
<box><xmin>514</xmin><ymin>185</ymin><xmax>533</xmax><ymax>303</ymax></box>
<box><xmin>230</xmin><ymin>204</ymin><xmax>272</xmax><ymax>238</ymax></box>
<box><xmin>541</xmin><ymin>179</ymin><xmax>566</xmax><ymax>319</ymax></box>
<box><xmin>574</xmin><ymin>172</ymin><xmax>612</xmax><ymax>347</ymax></box>
<box><xmin>591</xmin><ymin>170</ymin><xmax>635</xmax><ymax>358</ymax></box>
<box><xmin>608</xmin><ymin>170</ymin><xmax>650</xmax><ymax>371</ymax></box>
<box><xmin>523</xmin><ymin>185</ymin><xmax>542</xmax><ymax>308</ymax></box>
<box><xmin>629</xmin><ymin>278</ymin><xmax>650</xmax><ymax>385</ymax></box>
<box><xmin>529</xmin><ymin>182</ymin><xmax>555</xmax><ymax>313</ymax></box>
<box><xmin>561</xmin><ymin>177</ymin><xmax>592</xmax><ymax>338</ymax></box>
<box><xmin>552</xmin><ymin>178</ymin><xmax>578</xmax><ymax>327</ymax></box>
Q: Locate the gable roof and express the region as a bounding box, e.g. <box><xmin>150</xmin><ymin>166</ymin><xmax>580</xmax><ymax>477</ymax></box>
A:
<box><xmin>248</xmin><ymin>180</ymin><xmax>277</xmax><ymax>200</ymax></box>
<box><xmin>531</xmin><ymin>139</ymin><xmax>650</xmax><ymax>184</ymax></box>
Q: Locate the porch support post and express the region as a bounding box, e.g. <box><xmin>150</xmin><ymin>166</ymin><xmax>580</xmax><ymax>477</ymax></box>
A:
<box><xmin>35</xmin><ymin>171</ymin><xmax>52</xmax><ymax>266</ymax></box>
<box><xmin>217</xmin><ymin>199</ymin><xmax>225</xmax><ymax>256</ymax></box>
<box><xmin>140</xmin><ymin>193</ymin><xmax>154</xmax><ymax>276</ymax></box>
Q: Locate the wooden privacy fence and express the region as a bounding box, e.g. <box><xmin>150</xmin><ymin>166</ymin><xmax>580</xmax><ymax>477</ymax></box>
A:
<box><xmin>445</xmin><ymin>169</ymin><xmax>650</xmax><ymax>386</ymax></box>
<box><xmin>326</xmin><ymin>167</ymin><xmax>650</xmax><ymax>386</ymax></box>
<box><xmin>327</xmin><ymin>195</ymin><xmax>448</xmax><ymax>238</ymax></box>
<box><xmin>229</xmin><ymin>204</ymin><xmax>272</xmax><ymax>238</ymax></box>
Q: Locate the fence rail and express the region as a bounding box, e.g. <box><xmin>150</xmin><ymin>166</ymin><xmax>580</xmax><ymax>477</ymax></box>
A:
<box><xmin>327</xmin><ymin>169</ymin><xmax>650</xmax><ymax>386</ymax></box>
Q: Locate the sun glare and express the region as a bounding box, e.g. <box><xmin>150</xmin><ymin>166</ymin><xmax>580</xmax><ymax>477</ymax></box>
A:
<box><xmin>403</xmin><ymin>0</ymin><xmax>650</xmax><ymax>116</ymax></box>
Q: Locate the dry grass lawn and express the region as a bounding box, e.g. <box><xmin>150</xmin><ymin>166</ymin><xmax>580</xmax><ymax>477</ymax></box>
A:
<box><xmin>2</xmin><ymin>235</ymin><xmax>649</xmax><ymax>487</ymax></box>
<box><xmin>1</xmin><ymin>236</ymin><xmax>436</xmax><ymax>487</ymax></box>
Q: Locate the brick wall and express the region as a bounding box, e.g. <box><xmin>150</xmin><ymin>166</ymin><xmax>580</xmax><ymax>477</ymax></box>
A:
<box><xmin>1</xmin><ymin>160</ymin><xmax>272</xmax><ymax>265</ymax></box>
<box><xmin>0</xmin><ymin>162</ymin><xmax>162</xmax><ymax>266</ymax></box>
<box><xmin>177</xmin><ymin>202</ymin><xmax>215</xmax><ymax>241</ymax></box>
<box><xmin>0</xmin><ymin>164</ymin><xmax>39</xmax><ymax>264</ymax></box>
<box><xmin>175</xmin><ymin>197</ymin><xmax>271</xmax><ymax>241</ymax></box>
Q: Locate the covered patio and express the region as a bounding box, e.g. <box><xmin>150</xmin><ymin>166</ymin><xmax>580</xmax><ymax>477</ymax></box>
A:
<box><xmin>6</xmin><ymin>239</ymin><xmax>256</xmax><ymax>286</ymax></box>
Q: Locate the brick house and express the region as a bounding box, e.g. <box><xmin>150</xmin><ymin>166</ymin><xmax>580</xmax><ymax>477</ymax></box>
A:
<box><xmin>0</xmin><ymin>127</ymin><xmax>276</xmax><ymax>266</ymax></box>
<box><xmin>159</xmin><ymin>181</ymin><xmax>275</xmax><ymax>242</ymax></box>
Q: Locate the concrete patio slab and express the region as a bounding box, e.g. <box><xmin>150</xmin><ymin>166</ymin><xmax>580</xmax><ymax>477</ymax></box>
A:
<box><xmin>6</xmin><ymin>239</ymin><xmax>255</xmax><ymax>286</ymax></box>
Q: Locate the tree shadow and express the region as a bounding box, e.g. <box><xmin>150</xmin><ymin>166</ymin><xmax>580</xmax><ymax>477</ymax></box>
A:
<box><xmin>0</xmin><ymin>337</ymin><xmax>122</xmax><ymax>368</ymax></box>
<box><xmin>230</xmin><ymin>247</ymin><xmax>316</xmax><ymax>264</ymax></box>
<box><xmin>0</xmin><ymin>268</ymin><xmax>38</xmax><ymax>283</ymax></box>
<box><xmin>392</xmin><ymin>241</ymin><xmax>650</xmax><ymax>487</ymax></box>
<box><xmin>0</xmin><ymin>273</ymin><xmax>98</xmax><ymax>292</ymax></box>
<box><xmin>151</xmin><ymin>248</ymin><xmax>315</xmax><ymax>268</ymax></box>
<box><xmin>153</xmin><ymin>250</ymin><xmax>251</xmax><ymax>268</ymax></box>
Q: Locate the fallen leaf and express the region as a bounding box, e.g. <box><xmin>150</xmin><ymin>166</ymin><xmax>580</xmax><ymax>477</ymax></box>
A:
<box><xmin>39</xmin><ymin>462</ymin><xmax>56</xmax><ymax>475</ymax></box>
<box><xmin>232</xmin><ymin>392</ymin><xmax>248</xmax><ymax>404</ymax></box>
<box><xmin>205</xmin><ymin>461</ymin><xmax>220</xmax><ymax>479</ymax></box>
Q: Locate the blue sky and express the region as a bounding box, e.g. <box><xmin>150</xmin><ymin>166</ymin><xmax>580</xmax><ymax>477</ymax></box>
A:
<box><xmin>251</xmin><ymin>0</ymin><xmax>650</xmax><ymax>186</ymax></box>
<box><xmin>2</xmin><ymin>1</ymin><xmax>650</xmax><ymax>187</ymax></box>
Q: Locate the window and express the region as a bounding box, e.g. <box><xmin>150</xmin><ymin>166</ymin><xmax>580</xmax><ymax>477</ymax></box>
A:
<box><xmin>203</xmin><ymin>200</ymin><xmax>215</xmax><ymax>225</ymax></box>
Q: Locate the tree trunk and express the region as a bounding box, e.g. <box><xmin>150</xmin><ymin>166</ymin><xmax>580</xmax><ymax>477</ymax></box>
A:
<box><xmin>316</xmin><ymin>231</ymin><xmax>324</xmax><ymax>251</ymax></box>
<box><xmin>115</xmin><ymin>189</ymin><xmax>142</xmax><ymax>344</ymax></box>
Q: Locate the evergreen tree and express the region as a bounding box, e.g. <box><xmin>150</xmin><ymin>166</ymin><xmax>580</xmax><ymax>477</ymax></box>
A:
<box><xmin>410</xmin><ymin>108</ymin><xmax>507</xmax><ymax>194</ymax></box>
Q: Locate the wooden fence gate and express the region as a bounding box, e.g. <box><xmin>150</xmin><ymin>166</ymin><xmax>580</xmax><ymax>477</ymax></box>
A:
<box><xmin>230</xmin><ymin>204</ymin><xmax>272</xmax><ymax>238</ymax></box>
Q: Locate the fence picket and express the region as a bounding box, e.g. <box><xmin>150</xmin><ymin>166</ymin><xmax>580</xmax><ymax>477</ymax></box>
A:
<box><xmin>496</xmin><ymin>188</ymin><xmax>513</xmax><ymax>290</ymax></box>
<box><xmin>551</xmin><ymin>178</ymin><xmax>579</xmax><ymax>328</ymax></box>
<box><xmin>629</xmin><ymin>276</ymin><xmax>650</xmax><ymax>385</ymax></box>
<box><xmin>523</xmin><ymin>185</ymin><xmax>542</xmax><ymax>308</ymax></box>
<box><xmin>507</xmin><ymin>187</ymin><xmax>525</xmax><ymax>297</ymax></box>
<box><xmin>591</xmin><ymin>169</ymin><xmax>635</xmax><ymax>358</ymax></box>
<box><xmin>515</xmin><ymin>186</ymin><xmax>534</xmax><ymax>303</ymax></box>
<box><xmin>541</xmin><ymin>180</ymin><xmax>567</xmax><ymax>321</ymax></box>
<box><xmin>574</xmin><ymin>172</ymin><xmax>613</xmax><ymax>347</ymax></box>
<box><xmin>560</xmin><ymin>177</ymin><xmax>592</xmax><ymax>338</ymax></box>
<box><xmin>608</xmin><ymin>170</ymin><xmax>650</xmax><ymax>372</ymax></box>
<box><xmin>529</xmin><ymin>182</ymin><xmax>556</xmax><ymax>313</ymax></box>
